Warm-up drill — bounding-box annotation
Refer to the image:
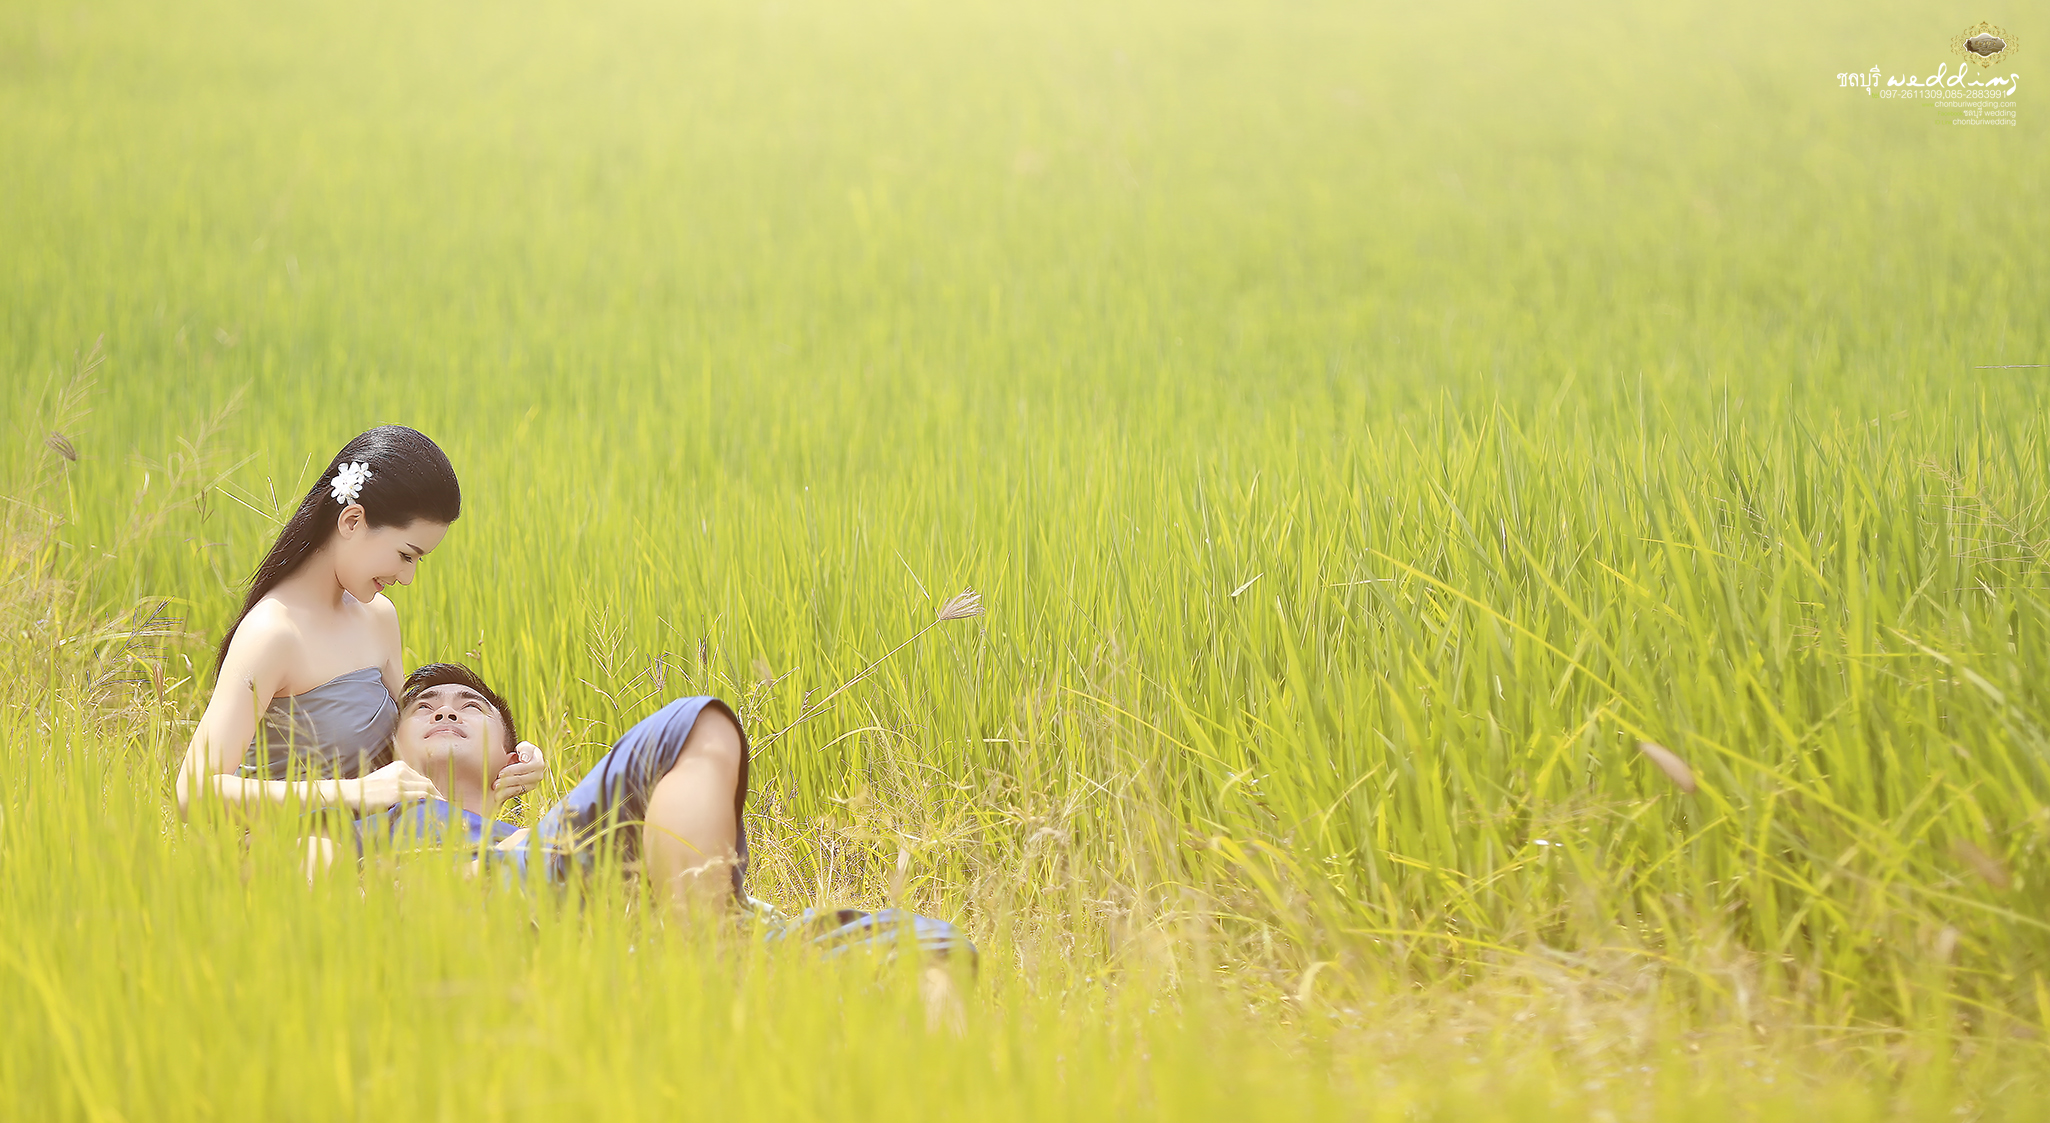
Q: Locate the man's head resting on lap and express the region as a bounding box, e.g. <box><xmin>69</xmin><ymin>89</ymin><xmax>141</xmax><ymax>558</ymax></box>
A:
<box><xmin>397</xmin><ymin>662</ymin><xmax>518</xmax><ymax>796</ymax></box>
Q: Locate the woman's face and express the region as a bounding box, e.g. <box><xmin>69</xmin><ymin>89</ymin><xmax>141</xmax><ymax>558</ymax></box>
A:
<box><xmin>331</xmin><ymin>511</ymin><xmax>450</xmax><ymax>604</ymax></box>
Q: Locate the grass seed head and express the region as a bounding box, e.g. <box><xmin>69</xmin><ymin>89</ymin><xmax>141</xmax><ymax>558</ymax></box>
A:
<box><xmin>1637</xmin><ymin>741</ymin><xmax>1697</xmax><ymax>794</ymax></box>
<box><xmin>937</xmin><ymin>589</ymin><xmax>983</xmax><ymax>621</ymax></box>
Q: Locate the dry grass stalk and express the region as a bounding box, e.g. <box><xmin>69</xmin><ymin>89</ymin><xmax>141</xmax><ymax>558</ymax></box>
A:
<box><xmin>1637</xmin><ymin>741</ymin><xmax>1697</xmax><ymax>794</ymax></box>
<box><xmin>1952</xmin><ymin>840</ymin><xmax>2012</xmax><ymax>891</ymax></box>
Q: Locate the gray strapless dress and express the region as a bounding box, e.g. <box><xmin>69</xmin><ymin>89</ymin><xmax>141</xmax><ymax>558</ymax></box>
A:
<box><xmin>238</xmin><ymin>666</ymin><xmax>397</xmax><ymax>780</ymax></box>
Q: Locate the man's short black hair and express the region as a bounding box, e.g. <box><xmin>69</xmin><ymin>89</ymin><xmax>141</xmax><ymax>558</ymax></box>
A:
<box><xmin>401</xmin><ymin>662</ymin><xmax>518</xmax><ymax>753</ymax></box>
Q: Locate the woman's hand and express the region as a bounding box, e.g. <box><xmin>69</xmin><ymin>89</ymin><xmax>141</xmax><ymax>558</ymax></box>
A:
<box><xmin>493</xmin><ymin>741</ymin><xmax>547</xmax><ymax>802</ymax></box>
<box><xmin>342</xmin><ymin>760</ymin><xmax>440</xmax><ymax>812</ymax></box>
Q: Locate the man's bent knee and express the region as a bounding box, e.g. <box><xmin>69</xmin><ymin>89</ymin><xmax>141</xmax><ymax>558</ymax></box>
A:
<box><xmin>675</xmin><ymin>706</ymin><xmax>744</xmax><ymax>777</ymax></box>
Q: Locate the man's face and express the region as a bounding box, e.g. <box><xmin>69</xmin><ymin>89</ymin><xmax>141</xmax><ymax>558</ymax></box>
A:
<box><xmin>396</xmin><ymin>683</ymin><xmax>509</xmax><ymax>788</ymax></box>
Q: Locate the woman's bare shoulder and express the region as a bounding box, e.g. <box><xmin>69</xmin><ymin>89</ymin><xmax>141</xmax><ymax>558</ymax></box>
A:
<box><xmin>363</xmin><ymin>594</ymin><xmax>404</xmax><ymax>696</ymax></box>
<box><xmin>362</xmin><ymin>593</ymin><xmax>403</xmax><ymax>660</ymax></box>
<box><xmin>218</xmin><ymin>601</ymin><xmax>303</xmax><ymax>693</ymax></box>
<box><xmin>363</xmin><ymin>593</ymin><xmax>402</xmax><ymax>639</ymax></box>
<box><xmin>231</xmin><ymin>598</ymin><xmax>304</xmax><ymax>647</ymax></box>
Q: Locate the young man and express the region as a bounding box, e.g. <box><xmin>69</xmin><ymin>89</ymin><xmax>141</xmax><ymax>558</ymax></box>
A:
<box><xmin>358</xmin><ymin>661</ymin><xmax>976</xmax><ymax>999</ymax></box>
<box><xmin>381</xmin><ymin>661</ymin><xmax>749</xmax><ymax>908</ymax></box>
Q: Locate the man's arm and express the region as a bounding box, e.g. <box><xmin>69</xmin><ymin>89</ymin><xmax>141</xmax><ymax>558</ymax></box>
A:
<box><xmin>487</xmin><ymin>741</ymin><xmax>548</xmax><ymax>813</ymax></box>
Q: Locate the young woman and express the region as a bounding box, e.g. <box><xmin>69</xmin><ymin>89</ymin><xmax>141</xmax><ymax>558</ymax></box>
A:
<box><xmin>175</xmin><ymin>425</ymin><xmax>544</xmax><ymax>817</ymax></box>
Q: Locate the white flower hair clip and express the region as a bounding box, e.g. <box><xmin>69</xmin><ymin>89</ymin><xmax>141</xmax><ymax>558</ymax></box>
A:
<box><xmin>329</xmin><ymin>461</ymin><xmax>373</xmax><ymax>506</ymax></box>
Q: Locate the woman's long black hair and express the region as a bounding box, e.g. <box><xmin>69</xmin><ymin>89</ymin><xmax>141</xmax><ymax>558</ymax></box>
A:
<box><xmin>214</xmin><ymin>425</ymin><xmax>461</xmax><ymax>677</ymax></box>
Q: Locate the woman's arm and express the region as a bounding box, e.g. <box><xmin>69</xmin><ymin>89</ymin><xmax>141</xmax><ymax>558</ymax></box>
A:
<box><xmin>173</xmin><ymin>609</ymin><xmax>434</xmax><ymax>818</ymax></box>
<box><xmin>176</xmin><ymin>614</ymin><xmax>299</xmax><ymax>815</ymax></box>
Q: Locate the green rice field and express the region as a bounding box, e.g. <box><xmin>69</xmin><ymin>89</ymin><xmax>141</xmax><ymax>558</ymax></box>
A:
<box><xmin>3</xmin><ymin>0</ymin><xmax>2046</xmax><ymax>1117</ymax></box>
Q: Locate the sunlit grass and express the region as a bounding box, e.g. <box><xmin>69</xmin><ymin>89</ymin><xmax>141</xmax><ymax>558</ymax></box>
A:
<box><xmin>2</xmin><ymin>0</ymin><xmax>2047</xmax><ymax>1117</ymax></box>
